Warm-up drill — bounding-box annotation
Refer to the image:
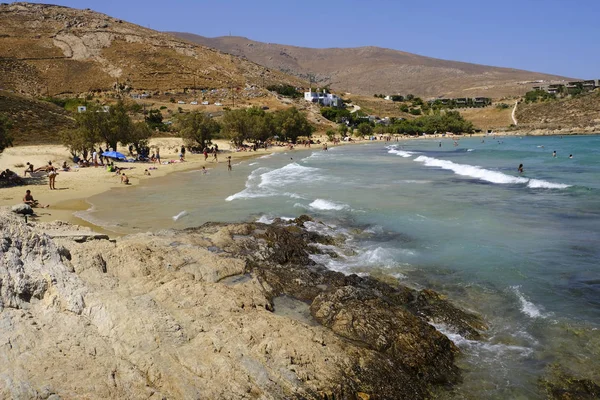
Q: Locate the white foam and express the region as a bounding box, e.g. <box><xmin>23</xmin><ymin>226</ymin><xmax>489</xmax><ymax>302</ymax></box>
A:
<box><xmin>309</xmin><ymin>199</ymin><xmax>349</xmax><ymax>211</ymax></box>
<box><xmin>433</xmin><ymin>323</ymin><xmax>533</xmax><ymax>357</ymax></box>
<box><xmin>248</xmin><ymin>162</ymin><xmax>258</xmax><ymax>166</ymax></box>
<box><xmin>413</xmin><ymin>155</ymin><xmax>570</xmax><ymax>189</ymax></box>
<box><xmin>511</xmin><ymin>286</ymin><xmax>546</xmax><ymax>319</ymax></box>
<box><xmin>259</xmin><ymin>153</ymin><xmax>274</xmax><ymax>159</ymax></box>
<box><xmin>467</xmin><ymin>149</ymin><xmax>474</xmax><ymax>152</ymax></box>
<box><xmin>172</xmin><ymin>210</ymin><xmax>188</xmax><ymax>221</ymax></box>
<box><xmin>256</xmin><ymin>215</ymin><xmax>294</xmax><ymax>224</ymax></box>
<box><xmin>227</xmin><ymin>163</ymin><xmax>322</xmax><ymax>201</ymax></box>
<box><xmin>388</xmin><ymin>148</ymin><xmax>414</xmax><ymax>158</ymax></box>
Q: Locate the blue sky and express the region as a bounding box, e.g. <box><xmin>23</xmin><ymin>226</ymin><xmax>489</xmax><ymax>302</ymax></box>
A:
<box><xmin>14</xmin><ymin>0</ymin><xmax>600</xmax><ymax>78</ymax></box>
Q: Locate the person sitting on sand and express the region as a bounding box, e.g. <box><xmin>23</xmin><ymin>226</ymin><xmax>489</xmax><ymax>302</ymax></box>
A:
<box><xmin>24</xmin><ymin>162</ymin><xmax>34</xmax><ymax>176</ymax></box>
<box><xmin>1</xmin><ymin>169</ymin><xmax>23</xmax><ymax>185</ymax></box>
<box><xmin>23</xmin><ymin>189</ymin><xmax>48</xmax><ymax>208</ymax></box>
<box><xmin>62</xmin><ymin>161</ymin><xmax>71</xmax><ymax>172</ymax></box>
<box><xmin>144</xmin><ymin>169</ymin><xmax>151</xmax><ymax>176</ymax></box>
<box><xmin>121</xmin><ymin>173</ymin><xmax>130</xmax><ymax>184</ymax></box>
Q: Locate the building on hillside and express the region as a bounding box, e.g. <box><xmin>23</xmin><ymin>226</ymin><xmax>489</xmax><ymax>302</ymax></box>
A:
<box><xmin>455</xmin><ymin>98</ymin><xmax>468</xmax><ymax>106</ymax></box>
<box><xmin>304</xmin><ymin>90</ymin><xmax>343</xmax><ymax>107</ymax></box>
<box><xmin>582</xmin><ymin>80</ymin><xmax>600</xmax><ymax>90</ymax></box>
<box><xmin>547</xmin><ymin>84</ymin><xmax>564</xmax><ymax>94</ymax></box>
<box><xmin>474</xmin><ymin>97</ymin><xmax>491</xmax><ymax>106</ymax></box>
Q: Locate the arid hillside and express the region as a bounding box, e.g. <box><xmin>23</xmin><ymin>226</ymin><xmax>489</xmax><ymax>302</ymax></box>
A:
<box><xmin>171</xmin><ymin>33</ymin><xmax>571</xmax><ymax>99</ymax></box>
<box><xmin>0</xmin><ymin>3</ymin><xmax>303</xmax><ymax>97</ymax></box>
<box><xmin>0</xmin><ymin>89</ymin><xmax>74</xmax><ymax>145</ymax></box>
<box><xmin>515</xmin><ymin>91</ymin><xmax>600</xmax><ymax>131</ymax></box>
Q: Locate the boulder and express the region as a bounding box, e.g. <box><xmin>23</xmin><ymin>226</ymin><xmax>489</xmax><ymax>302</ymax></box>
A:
<box><xmin>11</xmin><ymin>203</ymin><xmax>33</xmax><ymax>215</ymax></box>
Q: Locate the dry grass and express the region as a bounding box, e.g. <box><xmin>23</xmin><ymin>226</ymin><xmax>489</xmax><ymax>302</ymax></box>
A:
<box><xmin>0</xmin><ymin>3</ymin><xmax>303</xmax><ymax>97</ymax></box>
<box><xmin>516</xmin><ymin>91</ymin><xmax>600</xmax><ymax>130</ymax></box>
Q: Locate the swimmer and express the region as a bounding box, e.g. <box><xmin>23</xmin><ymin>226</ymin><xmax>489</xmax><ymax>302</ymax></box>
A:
<box><xmin>569</xmin><ymin>154</ymin><xmax>573</xmax><ymax>159</ymax></box>
<box><xmin>518</xmin><ymin>164</ymin><xmax>523</xmax><ymax>174</ymax></box>
<box><xmin>553</xmin><ymin>151</ymin><xmax>557</xmax><ymax>158</ymax></box>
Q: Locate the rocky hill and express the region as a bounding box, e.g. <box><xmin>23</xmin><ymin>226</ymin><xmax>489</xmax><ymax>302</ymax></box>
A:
<box><xmin>171</xmin><ymin>33</ymin><xmax>571</xmax><ymax>99</ymax></box>
<box><xmin>515</xmin><ymin>91</ymin><xmax>600</xmax><ymax>133</ymax></box>
<box><xmin>0</xmin><ymin>3</ymin><xmax>303</xmax><ymax>97</ymax></box>
<box><xmin>0</xmin><ymin>210</ymin><xmax>490</xmax><ymax>399</ymax></box>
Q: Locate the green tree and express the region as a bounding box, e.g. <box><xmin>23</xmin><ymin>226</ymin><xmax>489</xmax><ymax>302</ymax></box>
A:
<box><xmin>145</xmin><ymin>109</ymin><xmax>167</xmax><ymax>131</ymax></box>
<box><xmin>0</xmin><ymin>113</ymin><xmax>13</xmax><ymax>153</ymax></box>
<box><xmin>357</xmin><ymin>122</ymin><xmax>373</xmax><ymax>137</ymax></box>
<box><xmin>60</xmin><ymin>127</ymin><xmax>95</xmax><ymax>159</ymax></box>
<box><xmin>129</xmin><ymin>122</ymin><xmax>153</xmax><ymax>153</ymax></box>
<box><xmin>338</xmin><ymin>123</ymin><xmax>348</xmax><ymax>136</ymax></box>
<box><xmin>273</xmin><ymin>107</ymin><xmax>314</xmax><ymax>142</ymax></box>
<box><xmin>178</xmin><ymin>111</ymin><xmax>220</xmax><ymax>149</ymax></box>
<box><xmin>325</xmin><ymin>129</ymin><xmax>336</xmax><ymax>141</ymax></box>
<box><xmin>104</xmin><ymin>101</ymin><xmax>132</xmax><ymax>150</ymax></box>
<box><xmin>222</xmin><ymin>107</ymin><xmax>273</xmax><ymax>146</ymax></box>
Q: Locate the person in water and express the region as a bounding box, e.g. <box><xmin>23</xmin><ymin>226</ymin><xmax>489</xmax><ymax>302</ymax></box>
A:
<box><xmin>553</xmin><ymin>151</ymin><xmax>557</xmax><ymax>157</ymax></box>
<box><xmin>518</xmin><ymin>164</ymin><xmax>524</xmax><ymax>174</ymax></box>
<box><xmin>569</xmin><ymin>154</ymin><xmax>573</xmax><ymax>159</ymax></box>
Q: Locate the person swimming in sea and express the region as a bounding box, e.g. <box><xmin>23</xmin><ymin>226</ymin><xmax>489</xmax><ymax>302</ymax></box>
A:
<box><xmin>553</xmin><ymin>151</ymin><xmax>557</xmax><ymax>158</ymax></box>
<box><xmin>518</xmin><ymin>164</ymin><xmax>524</xmax><ymax>174</ymax></box>
<box><xmin>569</xmin><ymin>154</ymin><xmax>573</xmax><ymax>159</ymax></box>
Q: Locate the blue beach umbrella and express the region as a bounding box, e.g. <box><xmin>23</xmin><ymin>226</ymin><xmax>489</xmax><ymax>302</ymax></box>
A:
<box><xmin>102</xmin><ymin>150</ymin><xmax>127</xmax><ymax>160</ymax></box>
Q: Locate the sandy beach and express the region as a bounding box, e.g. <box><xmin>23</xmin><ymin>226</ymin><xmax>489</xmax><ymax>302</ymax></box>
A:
<box><xmin>0</xmin><ymin>137</ymin><xmax>298</xmax><ymax>227</ymax></box>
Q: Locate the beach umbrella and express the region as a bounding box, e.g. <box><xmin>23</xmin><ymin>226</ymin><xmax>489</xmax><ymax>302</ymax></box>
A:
<box><xmin>102</xmin><ymin>150</ymin><xmax>127</xmax><ymax>160</ymax></box>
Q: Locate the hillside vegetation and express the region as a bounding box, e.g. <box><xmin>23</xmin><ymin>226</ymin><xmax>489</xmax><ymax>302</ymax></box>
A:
<box><xmin>515</xmin><ymin>91</ymin><xmax>600</xmax><ymax>131</ymax></box>
<box><xmin>0</xmin><ymin>90</ymin><xmax>74</xmax><ymax>145</ymax></box>
<box><xmin>171</xmin><ymin>32</ymin><xmax>571</xmax><ymax>98</ymax></box>
<box><xmin>0</xmin><ymin>3</ymin><xmax>303</xmax><ymax>97</ymax></box>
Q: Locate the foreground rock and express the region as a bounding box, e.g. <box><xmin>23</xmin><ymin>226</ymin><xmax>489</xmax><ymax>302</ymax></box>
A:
<box><xmin>0</xmin><ymin>211</ymin><xmax>486</xmax><ymax>399</ymax></box>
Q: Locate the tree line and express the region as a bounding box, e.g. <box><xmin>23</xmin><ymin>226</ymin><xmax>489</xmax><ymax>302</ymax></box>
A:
<box><xmin>58</xmin><ymin>102</ymin><xmax>314</xmax><ymax>158</ymax></box>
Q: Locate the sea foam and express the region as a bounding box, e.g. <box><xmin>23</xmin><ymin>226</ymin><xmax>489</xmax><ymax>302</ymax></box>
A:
<box><xmin>309</xmin><ymin>199</ymin><xmax>349</xmax><ymax>211</ymax></box>
<box><xmin>172</xmin><ymin>210</ymin><xmax>188</xmax><ymax>221</ymax></box>
<box><xmin>226</xmin><ymin>163</ymin><xmax>322</xmax><ymax>201</ymax></box>
<box><xmin>413</xmin><ymin>155</ymin><xmax>570</xmax><ymax>189</ymax></box>
<box><xmin>511</xmin><ymin>286</ymin><xmax>546</xmax><ymax>319</ymax></box>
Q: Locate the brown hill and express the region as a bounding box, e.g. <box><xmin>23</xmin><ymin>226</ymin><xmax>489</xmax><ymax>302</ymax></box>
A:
<box><xmin>171</xmin><ymin>33</ymin><xmax>572</xmax><ymax>99</ymax></box>
<box><xmin>0</xmin><ymin>3</ymin><xmax>303</xmax><ymax>97</ymax></box>
<box><xmin>0</xmin><ymin>89</ymin><xmax>74</xmax><ymax>145</ymax></box>
<box><xmin>515</xmin><ymin>91</ymin><xmax>600</xmax><ymax>132</ymax></box>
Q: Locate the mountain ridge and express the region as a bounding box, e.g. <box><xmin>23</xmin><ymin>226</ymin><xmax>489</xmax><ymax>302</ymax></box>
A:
<box><xmin>0</xmin><ymin>2</ymin><xmax>303</xmax><ymax>96</ymax></box>
<box><xmin>170</xmin><ymin>32</ymin><xmax>572</xmax><ymax>98</ymax></box>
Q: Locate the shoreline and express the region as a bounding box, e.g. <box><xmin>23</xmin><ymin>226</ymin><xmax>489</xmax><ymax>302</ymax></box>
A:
<box><xmin>2</xmin><ymin>131</ymin><xmax>598</xmax><ymax>234</ymax></box>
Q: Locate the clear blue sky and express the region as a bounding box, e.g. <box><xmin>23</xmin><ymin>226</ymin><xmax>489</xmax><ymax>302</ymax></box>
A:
<box><xmin>14</xmin><ymin>0</ymin><xmax>600</xmax><ymax>78</ymax></box>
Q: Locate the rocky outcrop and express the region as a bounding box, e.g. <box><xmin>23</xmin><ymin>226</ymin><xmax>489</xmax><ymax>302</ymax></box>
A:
<box><xmin>0</xmin><ymin>210</ymin><xmax>487</xmax><ymax>399</ymax></box>
<box><xmin>11</xmin><ymin>203</ymin><xmax>33</xmax><ymax>215</ymax></box>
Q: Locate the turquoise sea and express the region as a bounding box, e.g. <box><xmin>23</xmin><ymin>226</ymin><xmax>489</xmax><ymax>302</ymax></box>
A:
<box><xmin>81</xmin><ymin>135</ymin><xmax>600</xmax><ymax>398</ymax></box>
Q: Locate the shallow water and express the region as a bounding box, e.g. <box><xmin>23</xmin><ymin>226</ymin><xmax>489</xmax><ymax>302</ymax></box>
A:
<box><xmin>81</xmin><ymin>135</ymin><xmax>600</xmax><ymax>398</ymax></box>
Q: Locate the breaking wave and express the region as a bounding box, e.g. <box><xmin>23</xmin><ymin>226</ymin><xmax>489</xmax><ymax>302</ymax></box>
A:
<box><xmin>413</xmin><ymin>155</ymin><xmax>570</xmax><ymax>189</ymax></box>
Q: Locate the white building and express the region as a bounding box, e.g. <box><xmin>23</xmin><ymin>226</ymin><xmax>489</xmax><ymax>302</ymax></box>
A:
<box><xmin>304</xmin><ymin>90</ymin><xmax>343</xmax><ymax>107</ymax></box>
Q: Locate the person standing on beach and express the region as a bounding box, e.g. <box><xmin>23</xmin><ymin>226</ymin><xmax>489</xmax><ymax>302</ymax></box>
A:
<box><xmin>181</xmin><ymin>145</ymin><xmax>186</xmax><ymax>159</ymax></box>
<box><xmin>227</xmin><ymin>156</ymin><xmax>232</xmax><ymax>171</ymax></box>
<box><xmin>156</xmin><ymin>148</ymin><xmax>161</xmax><ymax>164</ymax></box>
<box><xmin>213</xmin><ymin>147</ymin><xmax>218</xmax><ymax>163</ymax></box>
<box><xmin>48</xmin><ymin>166</ymin><xmax>57</xmax><ymax>189</ymax></box>
<box><xmin>92</xmin><ymin>149</ymin><xmax>98</xmax><ymax>167</ymax></box>
<box><xmin>203</xmin><ymin>147</ymin><xmax>208</xmax><ymax>161</ymax></box>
